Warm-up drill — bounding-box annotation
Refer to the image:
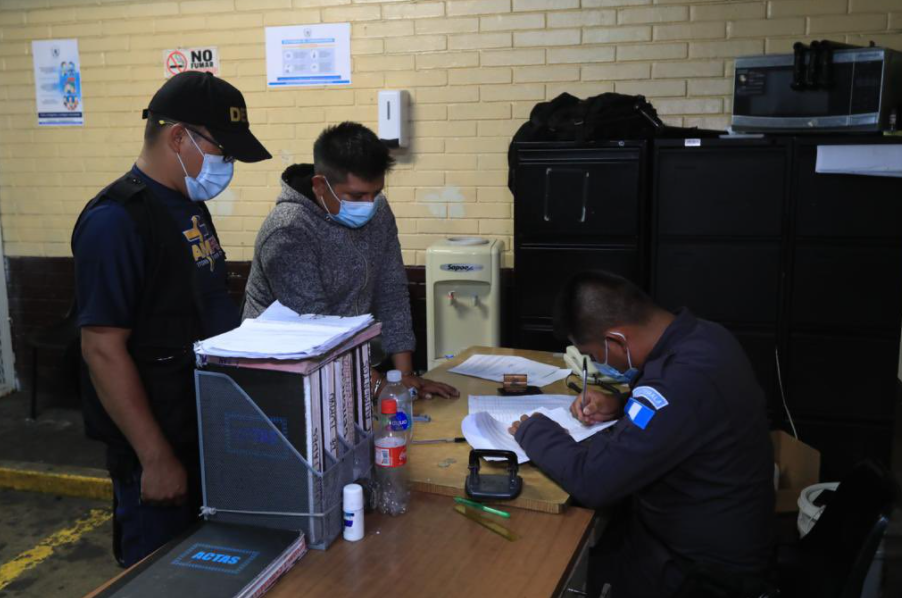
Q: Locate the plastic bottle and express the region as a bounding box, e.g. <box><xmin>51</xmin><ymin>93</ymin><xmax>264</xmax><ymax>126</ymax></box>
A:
<box><xmin>378</xmin><ymin>370</ymin><xmax>414</xmax><ymax>444</ymax></box>
<box><xmin>342</xmin><ymin>483</ymin><xmax>364</xmax><ymax>542</ymax></box>
<box><xmin>374</xmin><ymin>398</ymin><xmax>410</xmax><ymax>516</ymax></box>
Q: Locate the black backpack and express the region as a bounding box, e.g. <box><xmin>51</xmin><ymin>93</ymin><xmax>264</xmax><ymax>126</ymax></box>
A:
<box><xmin>508</xmin><ymin>92</ymin><xmax>722</xmax><ymax>191</ymax></box>
<box><xmin>514</xmin><ymin>92</ymin><xmax>664</xmax><ymax>144</ymax></box>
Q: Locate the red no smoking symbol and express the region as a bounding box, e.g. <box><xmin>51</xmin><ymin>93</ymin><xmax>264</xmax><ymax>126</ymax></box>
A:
<box><xmin>166</xmin><ymin>50</ymin><xmax>187</xmax><ymax>76</ymax></box>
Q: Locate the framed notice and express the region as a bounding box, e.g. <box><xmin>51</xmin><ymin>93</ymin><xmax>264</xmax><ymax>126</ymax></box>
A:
<box><xmin>32</xmin><ymin>39</ymin><xmax>83</xmax><ymax>126</ymax></box>
<box><xmin>265</xmin><ymin>23</ymin><xmax>351</xmax><ymax>88</ymax></box>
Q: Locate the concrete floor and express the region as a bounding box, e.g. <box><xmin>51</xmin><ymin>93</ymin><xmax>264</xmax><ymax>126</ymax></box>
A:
<box><xmin>0</xmin><ymin>393</ymin><xmax>119</xmax><ymax>597</ymax></box>
<box><xmin>0</xmin><ymin>488</ymin><xmax>121</xmax><ymax>598</ymax></box>
<box><xmin>0</xmin><ymin>393</ymin><xmax>104</xmax><ymax>470</ymax></box>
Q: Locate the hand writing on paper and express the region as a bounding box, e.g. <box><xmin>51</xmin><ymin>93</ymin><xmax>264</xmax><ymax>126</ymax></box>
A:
<box><xmin>571</xmin><ymin>388</ymin><xmax>623</xmax><ymax>426</ymax></box>
<box><xmin>508</xmin><ymin>414</ymin><xmax>531</xmax><ymax>436</ymax></box>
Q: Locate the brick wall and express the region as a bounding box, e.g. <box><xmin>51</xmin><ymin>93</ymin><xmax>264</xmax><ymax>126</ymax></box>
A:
<box><xmin>0</xmin><ymin>0</ymin><xmax>899</xmax><ymax>269</ymax></box>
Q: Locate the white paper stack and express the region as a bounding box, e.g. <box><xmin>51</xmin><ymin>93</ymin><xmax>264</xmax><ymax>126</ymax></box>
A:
<box><xmin>448</xmin><ymin>354</ymin><xmax>571</xmax><ymax>388</ymax></box>
<box><xmin>461</xmin><ymin>394</ymin><xmax>618</xmax><ymax>464</ymax></box>
<box><xmin>194</xmin><ymin>301</ymin><xmax>375</xmax><ymax>360</ymax></box>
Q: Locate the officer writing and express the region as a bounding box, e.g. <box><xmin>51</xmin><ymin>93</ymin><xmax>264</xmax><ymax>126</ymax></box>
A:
<box><xmin>510</xmin><ymin>271</ymin><xmax>775</xmax><ymax>597</ymax></box>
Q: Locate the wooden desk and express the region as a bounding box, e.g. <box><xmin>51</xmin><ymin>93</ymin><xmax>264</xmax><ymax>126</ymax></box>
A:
<box><xmin>85</xmin><ymin>492</ymin><xmax>596</xmax><ymax>598</ymax></box>
<box><xmin>409</xmin><ymin>346</ymin><xmax>580</xmax><ymax>514</ymax></box>
<box><xmin>271</xmin><ymin>492</ymin><xmax>594</xmax><ymax>598</ymax></box>
<box><xmin>86</xmin><ymin>346</ymin><xmax>599</xmax><ymax>598</ymax></box>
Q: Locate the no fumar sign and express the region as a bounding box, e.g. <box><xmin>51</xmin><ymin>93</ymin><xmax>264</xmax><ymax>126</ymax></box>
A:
<box><xmin>163</xmin><ymin>47</ymin><xmax>220</xmax><ymax>78</ymax></box>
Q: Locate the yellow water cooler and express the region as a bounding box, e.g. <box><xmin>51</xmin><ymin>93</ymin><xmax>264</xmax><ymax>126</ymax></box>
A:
<box><xmin>426</xmin><ymin>237</ymin><xmax>502</xmax><ymax>370</ymax></box>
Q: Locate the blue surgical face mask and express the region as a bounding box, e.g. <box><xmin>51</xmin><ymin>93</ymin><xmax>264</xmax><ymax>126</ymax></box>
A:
<box><xmin>592</xmin><ymin>332</ymin><xmax>640</xmax><ymax>385</ymax></box>
<box><xmin>320</xmin><ymin>177</ymin><xmax>382</xmax><ymax>229</ymax></box>
<box><xmin>175</xmin><ymin>130</ymin><xmax>234</xmax><ymax>202</ymax></box>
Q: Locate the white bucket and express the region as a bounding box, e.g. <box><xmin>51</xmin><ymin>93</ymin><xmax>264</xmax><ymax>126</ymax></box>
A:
<box><xmin>797</xmin><ymin>482</ymin><xmax>839</xmax><ymax>538</ymax></box>
<box><xmin>796</xmin><ymin>481</ymin><xmax>885</xmax><ymax>598</ymax></box>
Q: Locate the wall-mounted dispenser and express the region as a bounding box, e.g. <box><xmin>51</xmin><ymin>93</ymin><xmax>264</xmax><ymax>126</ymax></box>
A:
<box><xmin>378</xmin><ymin>90</ymin><xmax>408</xmax><ymax>149</ymax></box>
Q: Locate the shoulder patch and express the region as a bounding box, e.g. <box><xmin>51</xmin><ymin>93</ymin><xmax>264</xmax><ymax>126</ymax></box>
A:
<box><xmin>632</xmin><ymin>386</ymin><xmax>669</xmax><ymax>410</ymax></box>
<box><xmin>625</xmin><ymin>398</ymin><xmax>656</xmax><ymax>430</ymax></box>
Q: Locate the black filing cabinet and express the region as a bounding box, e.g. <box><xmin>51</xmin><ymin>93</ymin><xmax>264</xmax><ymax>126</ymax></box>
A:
<box><xmin>651</xmin><ymin>135</ymin><xmax>902</xmax><ymax>480</ymax></box>
<box><xmin>786</xmin><ymin>137</ymin><xmax>902</xmax><ymax>479</ymax></box>
<box><xmin>512</xmin><ymin>141</ymin><xmax>649</xmax><ymax>352</ymax></box>
<box><xmin>652</xmin><ymin>137</ymin><xmax>791</xmax><ymax>412</ymax></box>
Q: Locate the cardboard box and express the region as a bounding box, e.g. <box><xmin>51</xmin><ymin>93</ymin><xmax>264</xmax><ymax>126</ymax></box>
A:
<box><xmin>772</xmin><ymin>430</ymin><xmax>821</xmax><ymax>513</ymax></box>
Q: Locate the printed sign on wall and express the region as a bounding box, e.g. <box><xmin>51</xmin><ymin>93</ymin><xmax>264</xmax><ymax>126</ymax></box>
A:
<box><xmin>265</xmin><ymin>23</ymin><xmax>351</xmax><ymax>88</ymax></box>
<box><xmin>32</xmin><ymin>39</ymin><xmax>83</xmax><ymax>126</ymax></box>
<box><xmin>163</xmin><ymin>47</ymin><xmax>220</xmax><ymax>78</ymax></box>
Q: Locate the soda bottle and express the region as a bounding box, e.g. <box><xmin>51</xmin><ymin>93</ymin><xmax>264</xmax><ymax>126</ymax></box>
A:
<box><xmin>374</xmin><ymin>398</ymin><xmax>410</xmax><ymax>516</ymax></box>
<box><xmin>378</xmin><ymin>370</ymin><xmax>414</xmax><ymax>444</ymax></box>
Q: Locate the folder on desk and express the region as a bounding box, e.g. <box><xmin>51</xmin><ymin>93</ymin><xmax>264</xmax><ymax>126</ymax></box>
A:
<box><xmin>96</xmin><ymin>522</ymin><xmax>306</xmax><ymax>598</ymax></box>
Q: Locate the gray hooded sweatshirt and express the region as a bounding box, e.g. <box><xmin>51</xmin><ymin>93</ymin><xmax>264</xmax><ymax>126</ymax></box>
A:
<box><xmin>242</xmin><ymin>164</ymin><xmax>415</xmax><ymax>355</ymax></box>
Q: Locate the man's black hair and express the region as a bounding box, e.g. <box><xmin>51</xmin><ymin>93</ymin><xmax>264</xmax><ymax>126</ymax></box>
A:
<box><xmin>143</xmin><ymin>111</ymin><xmax>168</xmax><ymax>145</ymax></box>
<box><xmin>553</xmin><ymin>270</ymin><xmax>656</xmax><ymax>344</ymax></box>
<box><xmin>313</xmin><ymin>121</ymin><xmax>395</xmax><ymax>184</ymax></box>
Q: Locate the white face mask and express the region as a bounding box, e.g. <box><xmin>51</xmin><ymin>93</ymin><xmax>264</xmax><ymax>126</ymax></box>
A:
<box><xmin>175</xmin><ymin>130</ymin><xmax>234</xmax><ymax>202</ymax></box>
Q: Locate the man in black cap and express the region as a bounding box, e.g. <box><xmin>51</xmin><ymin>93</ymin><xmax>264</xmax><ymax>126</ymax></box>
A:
<box><xmin>72</xmin><ymin>72</ymin><xmax>271</xmax><ymax>566</ymax></box>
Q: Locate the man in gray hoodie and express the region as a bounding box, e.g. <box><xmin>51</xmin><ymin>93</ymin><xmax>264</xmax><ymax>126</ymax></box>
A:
<box><xmin>243</xmin><ymin>122</ymin><xmax>458</xmax><ymax>399</ymax></box>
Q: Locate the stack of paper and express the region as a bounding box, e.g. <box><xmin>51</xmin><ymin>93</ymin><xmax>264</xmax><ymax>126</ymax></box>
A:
<box><xmin>449</xmin><ymin>355</ymin><xmax>570</xmax><ymax>388</ymax></box>
<box><xmin>195</xmin><ymin>301</ymin><xmax>374</xmax><ymax>360</ymax></box>
<box><xmin>461</xmin><ymin>394</ymin><xmax>618</xmax><ymax>464</ymax></box>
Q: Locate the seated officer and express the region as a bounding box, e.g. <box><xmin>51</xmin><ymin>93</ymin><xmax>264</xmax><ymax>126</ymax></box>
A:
<box><xmin>73</xmin><ymin>72</ymin><xmax>271</xmax><ymax>566</ymax></box>
<box><xmin>243</xmin><ymin>122</ymin><xmax>458</xmax><ymax>399</ymax></box>
<box><xmin>510</xmin><ymin>271</ymin><xmax>775</xmax><ymax>598</ymax></box>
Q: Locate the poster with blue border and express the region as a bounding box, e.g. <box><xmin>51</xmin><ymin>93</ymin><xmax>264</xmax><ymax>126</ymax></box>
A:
<box><xmin>265</xmin><ymin>23</ymin><xmax>351</xmax><ymax>88</ymax></box>
<box><xmin>32</xmin><ymin>39</ymin><xmax>84</xmax><ymax>127</ymax></box>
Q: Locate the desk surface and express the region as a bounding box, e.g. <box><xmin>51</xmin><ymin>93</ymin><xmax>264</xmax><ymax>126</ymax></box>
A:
<box><xmin>85</xmin><ymin>492</ymin><xmax>595</xmax><ymax>598</ymax></box>
<box><xmin>270</xmin><ymin>492</ymin><xmax>594</xmax><ymax>598</ymax></box>
<box><xmin>409</xmin><ymin>346</ymin><xmax>579</xmax><ymax>513</ymax></box>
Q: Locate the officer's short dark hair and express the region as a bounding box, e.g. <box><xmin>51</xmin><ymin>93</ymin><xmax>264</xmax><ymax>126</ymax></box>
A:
<box><xmin>554</xmin><ymin>271</ymin><xmax>656</xmax><ymax>344</ymax></box>
<box><xmin>313</xmin><ymin>122</ymin><xmax>394</xmax><ymax>184</ymax></box>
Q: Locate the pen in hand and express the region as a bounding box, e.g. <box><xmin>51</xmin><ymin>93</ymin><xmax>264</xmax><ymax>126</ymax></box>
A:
<box><xmin>580</xmin><ymin>356</ymin><xmax>589</xmax><ymax>417</ymax></box>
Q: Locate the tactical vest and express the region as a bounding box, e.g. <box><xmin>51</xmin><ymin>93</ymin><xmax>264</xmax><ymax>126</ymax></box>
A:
<box><xmin>72</xmin><ymin>173</ymin><xmax>217</xmax><ymax>468</ymax></box>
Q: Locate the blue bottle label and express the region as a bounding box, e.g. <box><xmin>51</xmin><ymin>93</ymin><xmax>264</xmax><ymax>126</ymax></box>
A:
<box><xmin>390</xmin><ymin>412</ymin><xmax>410</xmax><ymax>431</ymax></box>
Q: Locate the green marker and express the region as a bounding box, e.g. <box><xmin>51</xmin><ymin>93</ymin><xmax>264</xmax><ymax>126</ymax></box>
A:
<box><xmin>454</xmin><ymin>496</ymin><xmax>511</xmax><ymax>518</ymax></box>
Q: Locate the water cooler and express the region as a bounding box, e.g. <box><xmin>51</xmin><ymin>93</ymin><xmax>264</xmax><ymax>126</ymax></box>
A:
<box><xmin>426</xmin><ymin>237</ymin><xmax>502</xmax><ymax>370</ymax></box>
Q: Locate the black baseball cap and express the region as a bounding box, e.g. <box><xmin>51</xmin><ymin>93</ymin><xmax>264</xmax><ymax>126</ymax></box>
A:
<box><xmin>142</xmin><ymin>71</ymin><xmax>271</xmax><ymax>163</ymax></box>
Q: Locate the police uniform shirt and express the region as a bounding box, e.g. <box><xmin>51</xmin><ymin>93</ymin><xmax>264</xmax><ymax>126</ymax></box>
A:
<box><xmin>72</xmin><ymin>165</ymin><xmax>238</xmax><ymax>337</ymax></box>
<box><xmin>515</xmin><ymin>309</ymin><xmax>775</xmax><ymax>577</ymax></box>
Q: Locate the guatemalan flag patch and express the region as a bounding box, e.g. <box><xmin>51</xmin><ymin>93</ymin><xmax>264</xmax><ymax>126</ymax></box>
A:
<box><xmin>625</xmin><ymin>398</ymin><xmax>655</xmax><ymax>430</ymax></box>
<box><xmin>632</xmin><ymin>386</ymin><xmax>669</xmax><ymax>410</ymax></box>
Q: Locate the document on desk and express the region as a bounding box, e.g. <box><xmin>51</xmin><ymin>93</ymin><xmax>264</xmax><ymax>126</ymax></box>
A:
<box><xmin>449</xmin><ymin>355</ymin><xmax>570</xmax><ymax>388</ymax></box>
<box><xmin>462</xmin><ymin>395</ymin><xmax>617</xmax><ymax>464</ymax></box>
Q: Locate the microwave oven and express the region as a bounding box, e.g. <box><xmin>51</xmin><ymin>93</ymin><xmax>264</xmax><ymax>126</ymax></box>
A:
<box><xmin>732</xmin><ymin>47</ymin><xmax>902</xmax><ymax>133</ymax></box>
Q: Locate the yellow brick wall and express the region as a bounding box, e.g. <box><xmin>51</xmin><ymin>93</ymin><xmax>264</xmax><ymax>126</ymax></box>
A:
<box><xmin>0</xmin><ymin>0</ymin><xmax>900</xmax><ymax>266</ymax></box>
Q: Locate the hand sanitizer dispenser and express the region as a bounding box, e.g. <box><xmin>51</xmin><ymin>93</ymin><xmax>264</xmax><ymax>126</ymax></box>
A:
<box><xmin>426</xmin><ymin>237</ymin><xmax>502</xmax><ymax>370</ymax></box>
<box><xmin>378</xmin><ymin>90</ymin><xmax>408</xmax><ymax>149</ymax></box>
